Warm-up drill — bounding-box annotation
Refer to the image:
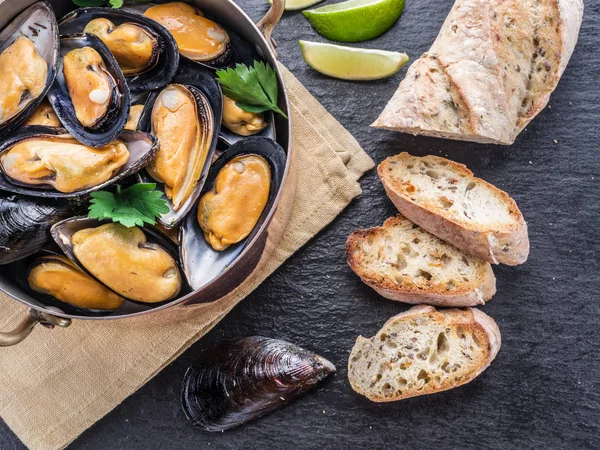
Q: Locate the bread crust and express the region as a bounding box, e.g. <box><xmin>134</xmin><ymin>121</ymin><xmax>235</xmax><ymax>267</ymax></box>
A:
<box><xmin>346</xmin><ymin>215</ymin><xmax>497</xmax><ymax>306</ymax></box>
<box><xmin>378</xmin><ymin>153</ymin><xmax>529</xmax><ymax>265</ymax></box>
<box><xmin>372</xmin><ymin>0</ymin><xmax>584</xmax><ymax>145</ymax></box>
<box><xmin>348</xmin><ymin>306</ymin><xmax>502</xmax><ymax>402</ymax></box>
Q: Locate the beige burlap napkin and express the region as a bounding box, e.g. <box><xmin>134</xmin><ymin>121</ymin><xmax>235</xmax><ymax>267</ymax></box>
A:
<box><xmin>0</xmin><ymin>65</ymin><xmax>374</xmax><ymax>450</ymax></box>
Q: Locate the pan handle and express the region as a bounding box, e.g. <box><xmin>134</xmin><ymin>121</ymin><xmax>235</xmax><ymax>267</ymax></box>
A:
<box><xmin>0</xmin><ymin>309</ymin><xmax>71</xmax><ymax>347</ymax></box>
<box><xmin>257</xmin><ymin>0</ymin><xmax>286</xmax><ymax>57</ymax></box>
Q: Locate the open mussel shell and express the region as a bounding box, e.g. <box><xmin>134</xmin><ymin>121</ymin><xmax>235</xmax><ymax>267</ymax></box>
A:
<box><xmin>0</xmin><ymin>1</ymin><xmax>59</xmax><ymax>138</ymax></box>
<box><xmin>122</xmin><ymin>2</ymin><xmax>257</xmax><ymax>70</ymax></box>
<box><xmin>59</xmin><ymin>7</ymin><xmax>179</xmax><ymax>93</ymax></box>
<box><xmin>50</xmin><ymin>216</ymin><xmax>189</xmax><ymax>305</ymax></box>
<box><xmin>182</xmin><ymin>336</ymin><xmax>335</xmax><ymax>432</ymax></box>
<box><xmin>47</xmin><ymin>33</ymin><xmax>131</xmax><ymax>147</ymax></box>
<box><xmin>0</xmin><ymin>126</ymin><xmax>158</xmax><ymax>198</ymax></box>
<box><xmin>137</xmin><ymin>64</ymin><xmax>223</xmax><ymax>229</ymax></box>
<box><xmin>180</xmin><ymin>136</ymin><xmax>286</xmax><ymax>291</ymax></box>
<box><xmin>0</xmin><ymin>191</ymin><xmax>80</xmax><ymax>265</ymax></box>
<box><xmin>220</xmin><ymin>110</ymin><xmax>276</xmax><ymax>146</ymax></box>
<box><xmin>7</xmin><ymin>249</ymin><xmax>121</xmax><ymax>317</ymax></box>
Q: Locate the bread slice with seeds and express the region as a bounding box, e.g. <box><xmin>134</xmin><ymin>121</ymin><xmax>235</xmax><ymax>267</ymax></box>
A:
<box><xmin>346</xmin><ymin>215</ymin><xmax>496</xmax><ymax>307</ymax></box>
<box><xmin>348</xmin><ymin>305</ymin><xmax>501</xmax><ymax>402</ymax></box>
<box><xmin>378</xmin><ymin>153</ymin><xmax>529</xmax><ymax>265</ymax></box>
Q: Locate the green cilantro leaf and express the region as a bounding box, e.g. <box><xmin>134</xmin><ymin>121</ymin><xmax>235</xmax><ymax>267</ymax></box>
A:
<box><xmin>109</xmin><ymin>0</ymin><xmax>124</xmax><ymax>8</ymax></box>
<box><xmin>216</xmin><ymin>61</ymin><xmax>288</xmax><ymax>119</ymax></box>
<box><xmin>88</xmin><ymin>183</ymin><xmax>169</xmax><ymax>228</ymax></box>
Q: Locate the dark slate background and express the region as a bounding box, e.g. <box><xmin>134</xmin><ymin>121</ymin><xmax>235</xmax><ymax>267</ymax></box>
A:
<box><xmin>2</xmin><ymin>0</ymin><xmax>599</xmax><ymax>448</ymax></box>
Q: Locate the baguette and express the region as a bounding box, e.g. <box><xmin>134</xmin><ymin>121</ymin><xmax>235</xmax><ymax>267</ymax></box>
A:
<box><xmin>378</xmin><ymin>153</ymin><xmax>529</xmax><ymax>265</ymax></box>
<box><xmin>348</xmin><ymin>305</ymin><xmax>501</xmax><ymax>402</ymax></box>
<box><xmin>346</xmin><ymin>215</ymin><xmax>496</xmax><ymax>307</ymax></box>
<box><xmin>372</xmin><ymin>0</ymin><xmax>584</xmax><ymax>145</ymax></box>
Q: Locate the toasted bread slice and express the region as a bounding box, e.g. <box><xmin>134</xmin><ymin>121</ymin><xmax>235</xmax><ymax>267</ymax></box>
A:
<box><xmin>378</xmin><ymin>153</ymin><xmax>529</xmax><ymax>265</ymax></box>
<box><xmin>348</xmin><ymin>305</ymin><xmax>501</xmax><ymax>402</ymax></box>
<box><xmin>346</xmin><ymin>215</ymin><xmax>496</xmax><ymax>307</ymax></box>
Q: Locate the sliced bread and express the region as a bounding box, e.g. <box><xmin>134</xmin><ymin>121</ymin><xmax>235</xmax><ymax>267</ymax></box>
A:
<box><xmin>346</xmin><ymin>215</ymin><xmax>496</xmax><ymax>307</ymax></box>
<box><xmin>348</xmin><ymin>305</ymin><xmax>501</xmax><ymax>402</ymax></box>
<box><xmin>378</xmin><ymin>153</ymin><xmax>529</xmax><ymax>265</ymax></box>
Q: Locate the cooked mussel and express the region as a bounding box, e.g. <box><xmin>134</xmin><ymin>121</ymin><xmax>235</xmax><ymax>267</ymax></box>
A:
<box><xmin>59</xmin><ymin>8</ymin><xmax>179</xmax><ymax>92</ymax></box>
<box><xmin>221</xmin><ymin>96</ymin><xmax>268</xmax><ymax>137</ymax></box>
<box><xmin>143</xmin><ymin>2</ymin><xmax>231</xmax><ymax>67</ymax></box>
<box><xmin>136</xmin><ymin>64</ymin><xmax>223</xmax><ymax>228</ymax></box>
<box><xmin>48</xmin><ymin>34</ymin><xmax>130</xmax><ymax>147</ymax></box>
<box><xmin>0</xmin><ymin>37</ymin><xmax>47</xmax><ymax>124</ymax></box>
<box><xmin>64</xmin><ymin>46</ymin><xmax>117</xmax><ymax>128</ymax></box>
<box><xmin>147</xmin><ymin>84</ymin><xmax>214</xmax><ymax>212</ymax></box>
<box><xmin>198</xmin><ymin>154</ymin><xmax>271</xmax><ymax>251</ymax></box>
<box><xmin>28</xmin><ymin>254</ymin><xmax>124</xmax><ymax>310</ymax></box>
<box><xmin>180</xmin><ymin>137</ymin><xmax>286</xmax><ymax>290</ymax></box>
<box><xmin>0</xmin><ymin>1</ymin><xmax>59</xmax><ymax>137</ymax></box>
<box><xmin>83</xmin><ymin>18</ymin><xmax>158</xmax><ymax>76</ymax></box>
<box><xmin>182</xmin><ymin>336</ymin><xmax>335</xmax><ymax>431</ymax></box>
<box><xmin>51</xmin><ymin>218</ymin><xmax>183</xmax><ymax>304</ymax></box>
<box><xmin>125</xmin><ymin>104</ymin><xmax>145</xmax><ymax>131</ymax></box>
<box><xmin>0</xmin><ymin>192</ymin><xmax>77</xmax><ymax>265</ymax></box>
<box><xmin>24</xmin><ymin>99</ymin><xmax>61</xmax><ymax>127</ymax></box>
<box><xmin>1</xmin><ymin>135</ymin><xmax>128</xmax><ymax>193</ymax></box>
<box><xmin>0</xmin><ymin>126</ymin><xmax>158</xmax><ymax>198</ymax></box>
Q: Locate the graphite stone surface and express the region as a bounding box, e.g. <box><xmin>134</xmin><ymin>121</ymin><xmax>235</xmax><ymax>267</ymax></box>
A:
<box><xmin>1</xmin><ymin>0</ymin><xmax>598</xmax><ymax>448</ymax></box>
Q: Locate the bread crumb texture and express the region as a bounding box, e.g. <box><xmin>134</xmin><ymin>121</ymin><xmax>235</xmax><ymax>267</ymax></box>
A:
<box><xmin>348</xmin><ymin>307</ymin><xmax>496</xmax><ymax>402</ymax></box>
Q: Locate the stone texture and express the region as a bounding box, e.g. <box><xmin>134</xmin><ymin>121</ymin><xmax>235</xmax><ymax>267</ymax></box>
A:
<box><xmin>1</xmin><ymin>0</ymin><xmax>599</xmax><ymax>448</ymax></box>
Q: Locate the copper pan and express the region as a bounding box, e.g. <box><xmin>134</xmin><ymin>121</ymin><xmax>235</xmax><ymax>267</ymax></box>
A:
<box><xmin>0</xmin><ymin>0</ymin><xmax>295</xmax><ymax>346</ymax></box>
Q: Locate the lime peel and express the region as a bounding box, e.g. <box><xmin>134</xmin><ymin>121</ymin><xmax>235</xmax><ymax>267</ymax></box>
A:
<box><xmin>303</xmin><ymin>0</ymin><xmax>405</xmax><ymax>43</ymax></box>
<box><xmin>299</xmin><ymin>40</ymin><xmax>409</xmax><ymax>81</ymax></box>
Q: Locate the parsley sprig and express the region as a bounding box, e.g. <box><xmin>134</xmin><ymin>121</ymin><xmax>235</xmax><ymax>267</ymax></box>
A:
<box><xmin>216</xmin><ymin>61</ymin><xmax>288</xmax><ymax>119</ymax></box>
<box><xmin>88</xmin><ymin>183</ymin><xmax>169</xmax><ymax>228</ymax></box>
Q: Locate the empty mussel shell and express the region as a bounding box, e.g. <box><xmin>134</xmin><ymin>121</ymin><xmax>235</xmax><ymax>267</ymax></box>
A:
<box><xmin>50</xmin><ymin>217</ymin><xmax>186</xmax><ymax>304</ymax></box>
<box><xmin>0</xmin><ymin>1</ymin><xmax>59</xmax><ymax>138</ymax></box>
<box><xmin>59</xmin><ymin>7</ymin><xmax>179</xmax><ymax>92</ymax></box>
<box><xmin>182</xmin><ymin>336</ymin><xmax>336</xmax><ymax>432</ymax></box>
<box><xmin>180</xmin><ymin>136</ymin><xmax>286</xmax><ymax>290</ymax></box>
<box><xmin>0</xmin><ymin>191</ymin><xmax>79</xmax><ymax>265</ymax></box>
<box><xmin>47</xmin><ymin>33</ymin><xmax>131</xmax><ymax>147</ymax></box>
<box><xmin>137</xmin><ymin>64</ymin><xmax>222</xmax><ymax>228</ymax></box>
<box><xmin>0</xmin><ymin>126</ymin><xmax>158</xmax><ymax>198</ymax></box>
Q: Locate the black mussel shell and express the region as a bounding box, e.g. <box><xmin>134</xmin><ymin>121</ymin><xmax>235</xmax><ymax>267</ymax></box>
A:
<box><xmin>50</xmin><ymin>216</ymin><xmax>189</xmax><ymax>306</ymax></box>
<box><xmin>137</xmin><ymin>64</ymin><xmax>223</xmax><ymax>228</ymax></box>
<box><xmin>0</xmin><ymin>126</ymin><xmax>158</xmax><ymax>198</ymax></box>
<box><xmin>0</xmin><ymin>191</ymin><xmax>79</xmax><ymax>265</ymax></box>
<box><xmin>0</xmin><ymin>1</ymin><xmax>59</xmax><ymax>138</ymax></box>
<box><xmin>180</xmin><ymin>136</ymin><xmax>286</xmax><ymax>291</ymax></box>
<box><xmin>59</xmin><ymin>7</ymin><xmax>179</xmax><ymax>92</ymax></box>
<box><xmin>182</xmin><ymin>336</ymin><xmax>336</xmax><ymax>431</ymax></box>
<box><xmin>121</xmin><ymin>2</ymin><xmax>257</xmax><ymax>70</ymax></box>
<box><xmin>47</xmin><ymin>33</ymin><xmax>131</xmax><ymax>147</ymax></box>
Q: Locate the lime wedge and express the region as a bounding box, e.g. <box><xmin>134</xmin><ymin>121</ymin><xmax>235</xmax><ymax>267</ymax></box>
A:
<box><xmin>299</xmin><ymin>40</ymin><xmax>408</xmax><ymax>81</ymax></box>
<box><xmin>267</xmin><ymin>0</ymin><xmax>325</xmax><ymax>10</ymax></box>
<box><xmin>303</xmin><ymin>0</ymin><xmax>405</xmax><ymax>42</ymax></box>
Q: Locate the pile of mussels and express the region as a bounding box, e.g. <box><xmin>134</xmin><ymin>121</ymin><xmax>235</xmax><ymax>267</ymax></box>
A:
<box><xmin>0</xmin><ymin>1</ymin><xmax>286</xmax><ymax>316</ymax></box>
